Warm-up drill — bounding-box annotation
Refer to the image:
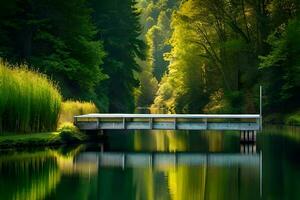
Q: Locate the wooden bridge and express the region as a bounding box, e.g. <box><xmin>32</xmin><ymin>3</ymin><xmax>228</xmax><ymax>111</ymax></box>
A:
<box><xmin>74</xmin><ymin>113</ymin><xmax>262</xmax><ymax>131</ymax></box>
<box><xmin>74</xmin><ymin>87</ymin><xmax>263</xmax><ymax>143</ymax></box>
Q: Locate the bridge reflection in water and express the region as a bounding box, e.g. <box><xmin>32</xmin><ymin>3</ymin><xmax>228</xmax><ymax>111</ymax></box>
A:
<box><xmin>76</xmin><ymin>151</ymin><xmax>260</xmax><ymax>169</ymax></box>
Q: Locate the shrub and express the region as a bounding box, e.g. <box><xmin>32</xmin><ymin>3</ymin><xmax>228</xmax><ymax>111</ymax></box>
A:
<box><xmin>0</xmin><ymin>61</ymin><xmax>62</xmax><ymax>133</ymax></box>
<box><xmin>58</xmin><ymin>100</ymin><xmax>98</xmax><ymax>124</ymax></box>
<box><xmin>57</xmin><ymin>122</ymin><xmax>79</xmax><ymax>133</ymax></box>
<box><xmin>58</xmin><ymin>122</ymin><xmax>86</xmax><ymax>142</ymax></box>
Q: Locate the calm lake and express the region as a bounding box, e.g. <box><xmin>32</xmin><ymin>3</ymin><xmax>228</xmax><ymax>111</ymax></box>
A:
<box><xmin>0</xmin><ymin>126</ymin><xmax>299</xmax><ymax>200</ymax></box>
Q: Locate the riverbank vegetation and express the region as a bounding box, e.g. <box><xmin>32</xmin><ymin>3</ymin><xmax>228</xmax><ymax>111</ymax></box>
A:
<box><xmin>0</xmin><ymin>61</ymin><xmax>100</xmax><ymax>146</ymax></box>
<box><xmin>0</xmin><ymin>61</ymin><xmax>61</xmax><ymax>133</ymax></box>
<box><xmin>0</xmin><ymin>62</ymin><xmax>99</xmax><ymax>137</ymax></box>
<box><xmin>0</xmin><ymin>0</ymin><xmax>299</xmax><ymax>131</ymax></box>
<box><xmin>0</xmin><ymin>131</ymin><xmax>86</xmax><ymax>148</ymax></box>
<box><xmin>58</xmin><ymin>101</ymin><xmax>98</xmax><ymax>125</ymax></box>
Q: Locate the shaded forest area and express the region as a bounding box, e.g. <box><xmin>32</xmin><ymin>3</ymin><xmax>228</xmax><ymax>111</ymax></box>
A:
<box><xmin>0</xmin><ymin>0</ymin><xmax>299</xmax><ymax>123</ymax></box>
<box><xmin>0</xmin><ymin>0</ymin><xmax>145</xmax><ymax>113</ymax></box>
<box><xmin>137</xmin><ymin>0</ymin><xmax>300</xmax><ymax>123</ymax></box>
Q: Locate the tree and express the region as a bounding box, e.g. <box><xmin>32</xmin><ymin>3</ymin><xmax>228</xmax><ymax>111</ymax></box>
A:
<box><xmin>152</xmin><ymin>0</ymin><xmax>273</xmax><ymax>113</ymax></box>
<box><xmin>90</xmin><ymin>0</ymin><xmax>146</xmax><ymax>112</ymax></box>
<box><xmin>136</xmin><ymin>0</ymin><xmax>179</xmax><ymax>109</ymax></box>
<box><xmin>152</xmin><ymin>2</ymin><xmax>210</xmax><ymax>113</ymax></box>
<box><xmin>260</xmin><ymin>19</ymin><xmax>300</xmax><ymax>113</ymax></box>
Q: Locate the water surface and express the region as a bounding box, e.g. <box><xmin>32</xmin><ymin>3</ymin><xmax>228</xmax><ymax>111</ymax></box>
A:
<box><xmin>0</xmin><ymin>126</ymin><xmax>300</xmax><ymax>200</ymax></box>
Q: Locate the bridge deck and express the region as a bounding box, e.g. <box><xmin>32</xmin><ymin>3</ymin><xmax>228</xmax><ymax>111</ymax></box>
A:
<box><xmin>74</xmin><ymin>113</ymin><xmax>261</xmax><ymax>131</ymax></box>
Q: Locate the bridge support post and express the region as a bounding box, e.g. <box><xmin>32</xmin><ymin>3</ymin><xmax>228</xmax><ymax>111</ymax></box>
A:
<box><xmin>204</xmin><ymin>118</ymin><xmax>208</xmax><ymax>130</ymax></box>
<box><xmin>173</xmin><ymin>118</ymin><xmax>177</xmax><ymax>130</ymax></box>
<box><xmin>122</xmin><ymin>118</ymin><xmax>126</xmax><ymax>129</ymax></box>
<box><xmin>149</xmin><ymin>118</ymin><xmax>153</xmax><ymax>129</ymax></box>
<box><xmin>240</xmin><ymin>130</ymin><xmax>256</xmax><ymax>143</ymax></box>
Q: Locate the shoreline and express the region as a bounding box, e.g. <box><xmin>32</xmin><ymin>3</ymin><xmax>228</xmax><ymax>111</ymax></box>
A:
<box><xmin>1</xmin><ymin>123</ymin><xmax>299</xmax><ymax>149</ymax></box>
<box><xmin>264</xmin><ymin>113</ymin><xmax>300</xmax><ymax>126</ymax></box>
<box><xmin>0</xmin><ymin>132</ymin><xmax>104</xmax><ymax>149</ymax></box>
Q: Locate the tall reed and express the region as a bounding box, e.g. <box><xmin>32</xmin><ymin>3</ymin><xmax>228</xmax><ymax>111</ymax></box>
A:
<box><xmin>0</xmin><ymin>61</ymin><xmax>62</xmax><ymax>133</ymax></box>
<box><xmin>58</xmin><ymin>100</ymin><xmax>98</xmax><ymax>125</ymax></box>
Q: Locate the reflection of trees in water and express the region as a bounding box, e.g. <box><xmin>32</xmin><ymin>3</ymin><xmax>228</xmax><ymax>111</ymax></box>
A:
<box><xmin>133</xmin><ymin>130</ymin><xmax>230</xmax><ymax>152</ymax></box>
<box><xmin>131</xmin><ymin>131</ymin><xmax>259</xmax><ymax>200</ymax></box>
<box><xmin>0</xmin><ymin>145</ymin><xmax>95</xmax><ymax>200</ymax></box>
<box><xmin>0</xmin><ymin>136</ymin><xmax>266</xmax><ymax>200</ymax></box>
<box><xmin>0</xmin><ymin>151</ymin><xmax>60</xmax><ymax>200</ymax></box>
<box><xmin>47</xmin><ymin>145</ymin><xmax>99</xmax><ymax>200</ymax></box>
<box><xmin>168</xmin><ymin>166</ymin><xmax>207</xmax><ymax>200</ymax></box>
<box><xmin>263</xmin><ymin>125</ymin><xmax>300</xmax><ymax>142</ymax></box>
<box><xmin>129</xmin><ymin>127</ymin><xmax>300</xmax><ymax>200</ymax></box>
<box><xmin>129</xmin><ymin>162</ymin><xmax>260</xmax><ymax>200</ymax></box>
<box><xmin>260</xmin><ymin>128</ymin><xmax>300</xmax><ymax>199</ymax></box>
<box><xmin>49</xmin><ymin>145</ymin><xmax>99</xmax><ymax>176</ymax></box>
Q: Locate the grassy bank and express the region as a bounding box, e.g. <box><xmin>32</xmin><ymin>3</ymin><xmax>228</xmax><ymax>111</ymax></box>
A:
<box><xmin>0</xmin><ymin>121</ymin><xmax>106</xmax><ymax>148</ymax></box>
<box><xmin>0</xmin><ymin>130</ymin><xmax>88</xmax><ymax>148</ymax></box>
<box><xmin>0</xmin><ymin>61</ymin><xmax>62</xmax><ymax>133</ymax></box>
<box><xmin>0</xmin><ymin>132</ymin><xmax>61</xmax><ymax>148</ymax></box>
<box><xmin>0</xmin><ymin>61</ymin><xmax>103</xmax><ymax>147</ymax></box>
<box><xmin>264</xmin><ymin>111</ymin><xmax>300</xmax><ymax>126</ymax></box>
<box><xmin>0</xmin><ymin>122</ymin><xmax>106</xmax><ymax>149</ymax></box>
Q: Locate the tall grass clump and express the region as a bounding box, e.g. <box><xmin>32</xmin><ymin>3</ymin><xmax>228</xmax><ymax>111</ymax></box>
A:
<box><xmin>58</xmin><ymin>100</ymin><xmax>98</xmax><ymax>125</ymax></box>
<box><xmin>0</xmin><ymin>61</ymin><xmax>62</xmax><ymax>133</ymax></box>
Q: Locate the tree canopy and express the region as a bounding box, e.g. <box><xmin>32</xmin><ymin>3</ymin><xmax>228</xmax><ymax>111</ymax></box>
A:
<box><xmin>0</xmin><ymin>0</ymin><xmax>299</xmax><ymax>116</ymax></box>
<box><xmin>150</xmin><ymin>0</ymin><xmax>300</xmax><ymax>115</ymax></box>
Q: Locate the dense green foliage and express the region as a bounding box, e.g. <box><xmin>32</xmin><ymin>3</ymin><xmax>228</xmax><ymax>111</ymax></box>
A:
<box><xmin>0</xmin><ymin>152</ymin><xmax>60</xmax><ymax>200</ymax></box>
<box><xmin>90</xmin><ymin>0</ymin><xmax>146</xmax><ymax>112</ymax></box>
<box><xmin>0</xmin><ymin>0</ymin><xmax>106</xmax><ymax>106</ymax></box>
<box><xmin>148</xmin><ymin>0</ymin><xmax>300</xmax><ymax>115</ymax></box>
<box><xmin>260</xmin><ymin>18</ymin><xmax>300</xmax><ymax>113</ymax></box>
<box><xmin>139</xmin><ymin>0</ymin><xmax>178</xmax><ymax>80</ymax></box>
<box><xmin>135</xmin><ymin>0</ymin><xmax>178</xmax><ymax>108</ymax></box>
<box><xmin>0</xmin><ymin>0</ymin><xmax>299</xmax><ymax>121</ymax></box>
<box><xmin>0</xmin><ymin>62</ymin><xmax>61</xmax><ymax>133</ymax></box>
<box><xmin>0</xmin><ymin>0</ymin><xmax>145</xmax><ymax>113</ymax></box>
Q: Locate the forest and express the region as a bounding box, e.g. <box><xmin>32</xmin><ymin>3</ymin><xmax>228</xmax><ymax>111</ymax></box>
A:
<box><xmin>0</xmin><ymin>0</ymin><xmax>300</xmax><ymax>129</ymax></box>
<box><xmin>137</xmin><ymin>0</ymin><xmax>300</xmax><ymax>124</ymax></box>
